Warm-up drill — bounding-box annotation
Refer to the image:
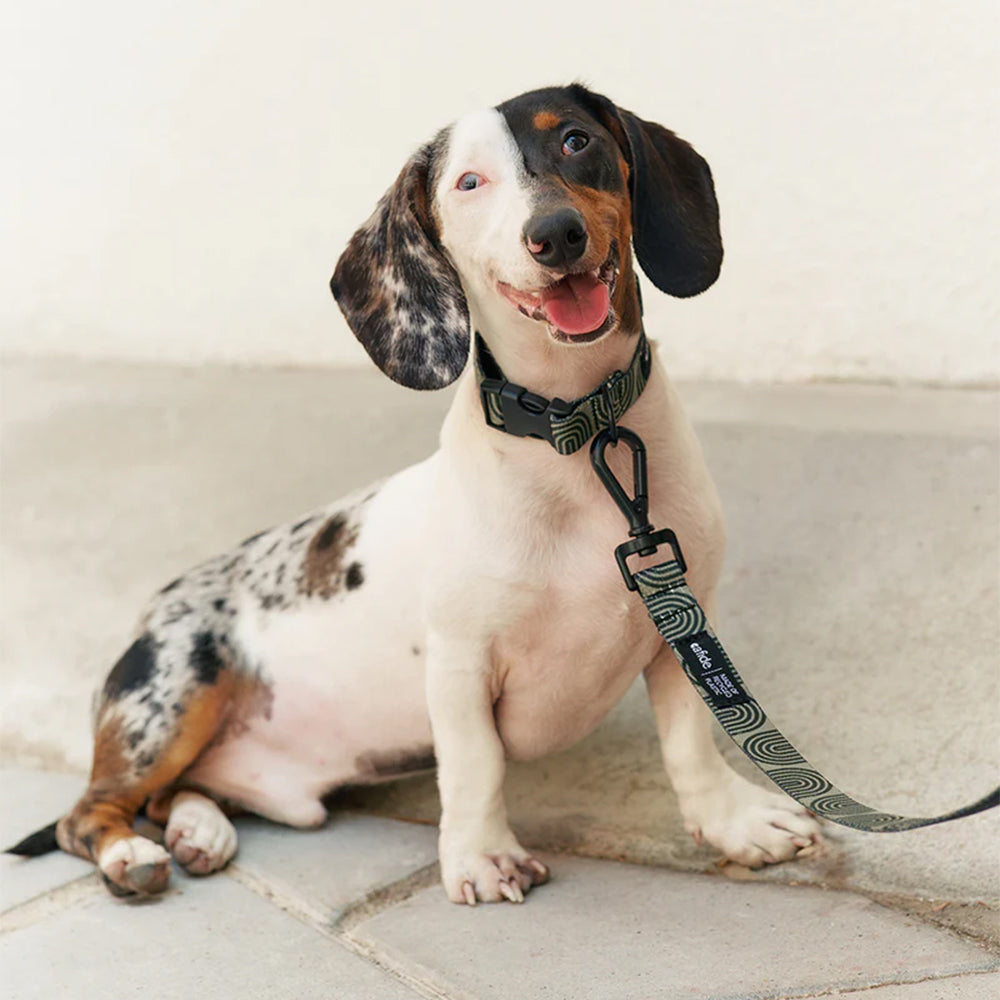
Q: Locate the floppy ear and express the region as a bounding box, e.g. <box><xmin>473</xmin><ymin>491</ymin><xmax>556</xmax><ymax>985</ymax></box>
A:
<box><xmin>330</xmin><ymin>138</ymin><xmax>470</xmax><ymax>390</ymax></box>
<box><xmin>571</xmin><ymin>86</ymin><xmax>723</xmax><ymax>298</ymax></box>
<box><xmin>619</xmin><ymin>111</ymin><xmax>723</xmax><ymax>297</ymax></box>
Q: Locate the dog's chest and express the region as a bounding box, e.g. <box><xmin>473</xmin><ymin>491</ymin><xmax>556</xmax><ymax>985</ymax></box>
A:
<box><xmin>489</xmin><ymin>530</ymin><xmax>662</xmax><ymax>761</ymax></box>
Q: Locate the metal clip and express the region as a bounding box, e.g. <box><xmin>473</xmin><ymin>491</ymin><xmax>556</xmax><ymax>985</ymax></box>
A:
<box><xmin>590</xmin><ymin>426</ymin><xmax>686</xmax><ymax>590</ymax></box>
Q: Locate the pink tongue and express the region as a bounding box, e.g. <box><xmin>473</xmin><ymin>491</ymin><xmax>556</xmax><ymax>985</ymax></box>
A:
<box><xmin>540</xmin><ymin>273</ymin><xmax>610</xmax><ymax>335</ymax></box>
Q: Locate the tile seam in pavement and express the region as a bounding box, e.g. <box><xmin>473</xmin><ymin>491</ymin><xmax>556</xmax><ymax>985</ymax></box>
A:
<box><xmin>333</xmin><ymin>862</ymin><xmax>481</xmax><ymax>1000</ymax></box>
<box><xmin>225</xmin><ymin>862</ymin><xmax>334</xmax><ymax>928</ymax></box>
<box><xmin>864</xmin><ymin>892</ymin><xmax>1000</xmax><ymax>955</ymax></box>
<box><xmin>330</xmin><ymin>861</ymin><xmax>443</xmax><ymax>936</ymax></box>
<box><xmin>226</xmin><ymin>860</ymin><xmax>457</xmax><ymax>1000</ymax></box>
<box><xmin>0</xmin><ymin>873</ymin><xmax>104</xmax><ymax>934</ymax></box>
<box><xmin>337</xmin><ymin>862</ymin><xmax>1000</xmax><ymax>1000</ymax></box>
<box><xmin>336</xmin><ymin>933</ymin><xmax>475</xmax><ymax>1000</ymax></box>
<box><xmin>2</xmin><ymin>852</ymin><xmax>997</xmax><ymax>1000</ymax></box>
<box><xmin>757</xmin><ymin>967</ymin><xmax>1000</xmax><ymax>1000</ymax></box>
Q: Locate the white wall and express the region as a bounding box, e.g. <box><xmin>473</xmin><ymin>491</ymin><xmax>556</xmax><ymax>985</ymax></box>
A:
<box><xmin>2</xmin><ymin>1</ymin><xmax>998</xmax><ymax>384</ymax></box>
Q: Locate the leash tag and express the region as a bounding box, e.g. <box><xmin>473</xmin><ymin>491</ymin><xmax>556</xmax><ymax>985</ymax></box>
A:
<box><xmin>675</xmin><ymin>632</ymin><xmax>750</xmax><ymax>708</ymax></box>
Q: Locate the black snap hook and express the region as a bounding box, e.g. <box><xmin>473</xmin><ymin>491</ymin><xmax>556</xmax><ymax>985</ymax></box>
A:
<box><xmin>591</xmin><ymin>425</ymin><xmax>687</xmax><ymax>590</ymax></box>
<box><xmin>590</xmin><ymin>427</ymin><xmax>653</xmax><ymax>543</ymax></box>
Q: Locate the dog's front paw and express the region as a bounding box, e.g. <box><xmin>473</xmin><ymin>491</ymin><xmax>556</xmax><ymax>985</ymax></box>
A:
<box><xmin>680</xmin><ymin>772</ymin><xmax>822</xmax><ymax>868</ymax></box>
<box><xmin>440</xmin><ymin>838</ymin><xmax>549</xmax><ymax>905</ymax></box>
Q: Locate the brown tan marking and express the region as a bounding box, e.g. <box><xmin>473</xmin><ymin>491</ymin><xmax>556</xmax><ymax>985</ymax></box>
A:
<box><xmin>355</xmin><ymin>745</ymin><xmax>437</xmax><ymax>781</ymax></box>
<box><xmin>607</xmin><ymin>161</ymin><xmax>640</xmax><ymax>333</ymax></box>
<box><xmin>143</xmin><ymin>670</ymin><xmax>275</xmax><ymax>822</ymax></box>
<box><xmin>533</xmin><ymin>110</ymin><xmax>560</xmax><ymax>130</ymax></box>
<box><xmin>56</xmin><ymin>679</ymin><xmax>236</xmax><ymax>891</ymax></box>
<box><xmin>617</xmin><ymin>154</ymin><xmax>630</xmax><ymax>184</ymax></box>
<box><xmin>559</xmin><ymin>179</ymin><xmax>641</xmax><ymax>335</ymax></box>
<box><xmin>614</xmin><ymin>242</ymin><xmax>640</xmax><ymax>334</ymax></box>
<box><xmin>299</xmin><ymin>513</ymin><xmax>360</xmax><ymax>599</ymax></box>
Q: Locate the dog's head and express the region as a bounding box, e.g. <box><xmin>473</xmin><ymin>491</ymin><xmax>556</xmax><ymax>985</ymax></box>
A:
<box><xmin>331</xmin><ymin>84</ymin><xmax>723</xmax><ymax>389</ymax></box>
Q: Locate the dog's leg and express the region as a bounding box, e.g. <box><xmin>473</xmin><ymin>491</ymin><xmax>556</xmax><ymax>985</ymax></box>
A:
<box><xmin>427</xmin><ymin>632</ymin><xmax>549</xmax><ymax>904</ymax></box>
<box><xmin>644</xmin><ymin>599</ymin><xmax>822</xmax><ymax>866</ymax></box>
<box><xmin>57</xmin><ymin>670</ymin><xmax>233</xmax><ymax>896</ymax></box>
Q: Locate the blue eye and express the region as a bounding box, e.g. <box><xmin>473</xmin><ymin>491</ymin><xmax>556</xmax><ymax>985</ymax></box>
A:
<box><xmin>457</xmin><ymin>172</ymin><xmax>484</xmax><ymax>191</ymax></box>
<box><xmin>561</xmin><ymin>131</ymin><xmax>589</xmax><ymax>155</ymax></box>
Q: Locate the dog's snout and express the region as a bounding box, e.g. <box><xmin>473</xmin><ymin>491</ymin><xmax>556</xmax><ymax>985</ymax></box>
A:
<box><xmin>524</xmin><ymin>208</ymin><xmax>588</xmax><ymax>269</ymax></box>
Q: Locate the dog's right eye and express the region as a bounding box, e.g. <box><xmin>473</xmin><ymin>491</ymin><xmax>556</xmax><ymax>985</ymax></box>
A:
<box><xmin>456</xmin><ymin>172</ymin><xmax>484</xmax><ymax>191</ymax></box>
<box><xmin>561</xmin><ymin>131</ymin><xmax>589</xmax><ymax>155</ymax></box>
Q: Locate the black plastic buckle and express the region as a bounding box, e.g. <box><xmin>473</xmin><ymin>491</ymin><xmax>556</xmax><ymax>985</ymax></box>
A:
<box><xmin>480</xmin><ymin>379</ymin><xmax>572</xmax><ymax>445</ymax></box>
<box><xmin>590</xmin><ymin>426</ymin><xmax>687</xmax><ymax>590</ymax></box>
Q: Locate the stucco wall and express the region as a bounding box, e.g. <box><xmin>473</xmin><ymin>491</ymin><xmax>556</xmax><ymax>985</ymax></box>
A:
<box><xmin>2</xmin><ymin>1</ymin><xmax>997</xmax><ymax>383</ymax></box>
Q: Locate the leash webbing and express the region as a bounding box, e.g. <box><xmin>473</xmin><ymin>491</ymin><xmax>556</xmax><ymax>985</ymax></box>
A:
<box><xmin>633</xmin><ymin>558</ymin><xmax>1000</xmax><ymax>831</ymax></box>
<box><xmin>586</xmin><ymin>422</ymin><xmax>998</xmax><ymax>832</ymax></box>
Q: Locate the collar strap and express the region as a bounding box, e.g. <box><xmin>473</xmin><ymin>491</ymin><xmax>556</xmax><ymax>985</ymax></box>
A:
<box><xmin>475</xmin><ymin>332</ymin><xmax>652</xmax><ymax>455</ymax></box>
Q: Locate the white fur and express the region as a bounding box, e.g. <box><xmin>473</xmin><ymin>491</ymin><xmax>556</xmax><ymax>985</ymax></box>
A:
<box><xmin>165</xmin><ymin>791</ymin><xmax>238</xmax><ymax>874</ymax></box>
<box><xmin>435</xmin><ymin>109</ymin><xmax>554</xmax><ymax>319</ymax></box>
<box><xmin>98</xmin><ymin>836</ymin><xmax>171</xmax><ymax>894</ymax></box>
<box><xmin>188</xmin><ymin>106</ymin><xmax>820</xmax><ymax>903</ymax></box>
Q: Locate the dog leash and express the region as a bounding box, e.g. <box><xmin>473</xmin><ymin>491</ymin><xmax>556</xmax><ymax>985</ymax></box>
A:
<box><xmin>474</xmin><ymin>334</ymin><xmax>1000</xmax><ymax>831</ymax></box>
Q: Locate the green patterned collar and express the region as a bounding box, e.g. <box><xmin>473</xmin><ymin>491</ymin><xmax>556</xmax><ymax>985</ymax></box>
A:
<box><xmin>474</xmin><ymin>331</ymin><xmax>652</xmax><ymax>455</ymax></box>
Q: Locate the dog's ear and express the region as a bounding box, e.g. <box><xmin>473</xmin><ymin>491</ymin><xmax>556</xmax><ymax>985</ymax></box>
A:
<box><xmin>330</xmin><ymin>138</ymin><xmax>470</xmax><ymax>390</ymax></box>
<box><xmin>573</xmin><ymin>87</ymin><xmax>723</xmax><ymax>298</ymax></box>
<box><xmin>620</xmin><ymin>112</ymin><xmax>723</xmax><ymax>297</ymax></box>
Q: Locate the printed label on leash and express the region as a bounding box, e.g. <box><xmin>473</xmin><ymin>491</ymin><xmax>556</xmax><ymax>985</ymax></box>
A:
<box><xmin>677</xmin><ymin>632</ymin><xmax>749</xmax><ymax>708</ymax></box>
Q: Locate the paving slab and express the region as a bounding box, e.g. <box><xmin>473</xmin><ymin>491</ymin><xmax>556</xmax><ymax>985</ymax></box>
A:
<box><xmin>0</xmin><ymin>769</ymin><xmax>92</xmax><ymax>911</ymax></box>
<box><xmin>2</xmin><ymin>360</ymin><xmax>997</xmax><ymax>913</ymax></box>
<box><xmin>798</xmin><ymin>971</ymin><xmax>1000</xmax><ymax>998</ymax></box>
<box><xmin>1</xmin><ymin>869</ymin><xmax>423</xmax><ymax>1000</ymax></box>
<box><xmin>231</xmin><ymin>812</ymin><xmax>439</xmax><ymax>923</ymax></box>
<box><xmin>350</xmin><ymin>854</ymin><xmax>999</xmax><ymax>1000</ymax></box>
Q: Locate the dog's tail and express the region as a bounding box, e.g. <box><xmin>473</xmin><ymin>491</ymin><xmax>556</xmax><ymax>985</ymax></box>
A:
<box><xmin>5</xmin><ymin>820</ymin><xmax>60</xmax><ymax>857</ymax></box>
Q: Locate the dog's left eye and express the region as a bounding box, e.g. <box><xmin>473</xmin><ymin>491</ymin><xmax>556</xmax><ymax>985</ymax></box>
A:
<box><xmin>561</xmin><ymin>131</ymin><xmax>589</xmax><ymax>155</ymax></box>
<box><xmin>456</xmin><ymin>172</ymin><xmax>484</xmax><ymax>191</ymax></box>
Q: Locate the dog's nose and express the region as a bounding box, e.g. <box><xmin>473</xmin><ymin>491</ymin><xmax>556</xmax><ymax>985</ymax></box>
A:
<box><xmin>524</xmin><ymin>208</ymin><xmax>588</xmax><ymax>269</ymax></box>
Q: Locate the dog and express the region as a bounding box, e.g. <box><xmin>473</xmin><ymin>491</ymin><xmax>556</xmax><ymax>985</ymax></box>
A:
<box><xmin>9</xmin><ymin>84</ymin><xmax>820</xmax><ymax>903</ymax></box>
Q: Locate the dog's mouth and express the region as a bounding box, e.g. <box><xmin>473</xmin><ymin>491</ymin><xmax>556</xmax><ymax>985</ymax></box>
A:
<box><xmin>497</xmin><ymin>242</ymin><xmax>619</xmax><ymax>344</ymax></box>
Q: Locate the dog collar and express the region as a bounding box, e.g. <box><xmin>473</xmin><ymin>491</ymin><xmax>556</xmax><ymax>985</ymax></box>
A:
<box><xmin>475</xmin><ymin>331</ymin><xmax>652</xmax><ymax>455</ymax></box>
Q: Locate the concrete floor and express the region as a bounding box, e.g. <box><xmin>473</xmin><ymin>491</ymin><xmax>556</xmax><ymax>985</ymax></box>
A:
<box><xmin>5</xmin><ymin>769</ymin><xmax>998</xmax><ymax>1000</ymax></box>
<box><xmin>1</xmin><ymin>359</ymin><xmax>998</xmax><ymax>986</ymax></box>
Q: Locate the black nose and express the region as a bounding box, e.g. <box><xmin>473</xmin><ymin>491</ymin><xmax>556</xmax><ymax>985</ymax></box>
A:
<box><xmin>524</xmin><ymin>208</ymin><xmax>588</xmax><ymax>269</ymax></box>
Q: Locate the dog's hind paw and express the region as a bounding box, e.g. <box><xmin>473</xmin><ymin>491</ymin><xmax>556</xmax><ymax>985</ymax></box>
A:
<box><xmin>165</xmin><ymin>791</ymin><xmax>237</xmax><ymax>875</ymax></box>
<box><xmin>98</xmin><ymin>836</ymin><xmax>172</xmax><ymax>896</ymax></box>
